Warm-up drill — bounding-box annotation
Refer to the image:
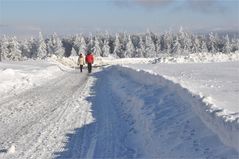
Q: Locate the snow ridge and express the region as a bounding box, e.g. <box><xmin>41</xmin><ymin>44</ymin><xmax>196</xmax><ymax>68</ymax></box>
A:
<box><xmin>116</xmin><ymin>65</ymin><xmax>239</xmax><ymax>153</ymax></box>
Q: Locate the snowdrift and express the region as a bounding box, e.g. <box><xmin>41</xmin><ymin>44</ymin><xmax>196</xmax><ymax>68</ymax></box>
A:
<box><xmin>114</xmin><ymin>65</ymin><xmax>239</xmax><ymax>153</ymax></box>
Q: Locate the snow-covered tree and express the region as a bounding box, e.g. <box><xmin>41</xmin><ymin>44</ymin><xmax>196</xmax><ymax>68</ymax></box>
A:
<box><xmin>171</xmin><ymin>36</ymin><xmax>182</xmax><ymax>54</ymax></box>
<box><xmin>35</xmin><ymin>32</ymin><xmax>47</xmax><ymax>59</ymax></box>
<box><xmin>155</xmin><ymin>34</ymin><xmax>162</xmax><ymax>54</ymax></box>
<box><xmin>71</xmin><ymin>47</ymin><xmax>78</xmax><ymax>56</ymax></box>
<box><xmin>20</xmin><ymin>39</ymin><xmax>32</xmax><ymax>59</ymax></box>
<box><xmin>231</xmin><ymin>38</ymin><xmax>239</xmax><ymax>52</ymax></box>
<box><xmin>183</xmin><ymin>33</ymin><xmax>192</xmax><ymax>54</ymax></box>
<box><xmin>73</xmin><ymin>34</ymin><xmax>87</xmax><ymax>55</ymax></box>
<box><xmin>191</xmin><ymin>36</ymin><xmax>201</xmax><ymax>53</ymax></box>
<box><xmin>113</xmin><ymin>33</ymin><xmax>123</xmax><ymax>58</ymax></box>
<box><xmin>102</xmin><ymin>38</ymin><xmax>110</xmax><ymax>57</ymax></box>
<box><xmin>48</xmin><ymin>32</ymin><xmax>64</xmax><ymax>57</ymax></box>
<box><xmin>208</xmin><ymin>32</ymin><xmax>217</xmax><ymax>53</ymax></box>
<box><xmin>201</xmin><ymin>40</ymin><xmax>208</xmax><ymax>53</ymax></box>
<box><xmin>145</xmin><ymin>33</ymin><xmax>156</xmax><ymax>57</ymax></box>
<box><xmin>125</xmin><ymin>35</ymin><xmax>135</xmax><ymax>58</ymax></box>
<box><xmin>222</xmin><ymin>34</ymin><xmax>231</xmax><ymax>53</ymax></box>
<box><xmin>87</xmin><ymin>33</ymin><xmax>94</xmax><ymax>53</ymax></box>
<box><xmin>176</xmin><ymin>28</ymin><xmax>192</xmax><ymax>54</ymax></box>
<box><xmin>7</xmin><ymin>36</ymin><xmax>22</xmax><ymax>61</ymax></box>
<box><xmin>92</xmin><ymin>36</ymin><xmax>102</xmax><ymax>57</ymax></box>
<box><xmin>134</xmin><ymin>36</ymin><xmax>145</xmax><ymax>57</ymax></box>
<box><xmin>0</xmin><ymin>35</ymin><xmax>9</xmax><ymax>61</ymax></box>
<box><xmin>79</xmin><ymin>36</ymin><xmax>87</xmax><ymax>55</ymax></box>
<box><xmin>161</xmin><ymin>31</ymin><xmax>173</xmax><ymax>54</ymax></box>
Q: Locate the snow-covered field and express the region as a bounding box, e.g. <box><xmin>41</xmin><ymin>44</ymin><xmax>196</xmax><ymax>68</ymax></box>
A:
<box><xmin>0</xmin><ymin>53</ymin><xmax>238</xmax><ymax>158</ymax></box>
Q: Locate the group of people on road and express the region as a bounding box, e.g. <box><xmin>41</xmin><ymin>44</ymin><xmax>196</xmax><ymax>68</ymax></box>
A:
<box><xmin>77</xmin><ymin>51</ymin><xmax>94</xmax><ymax>73</ymax></box>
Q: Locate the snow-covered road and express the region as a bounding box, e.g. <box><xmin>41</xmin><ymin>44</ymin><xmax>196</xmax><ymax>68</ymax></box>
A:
<box><xmin>0</xmin><ymin>69</ymin><xmax>94</xmax><ymax>159</ymax></box>
<box><xmin>0</xmin><ymin>60</ymin><xmax>238</xmax><ymax>158</ymax></box>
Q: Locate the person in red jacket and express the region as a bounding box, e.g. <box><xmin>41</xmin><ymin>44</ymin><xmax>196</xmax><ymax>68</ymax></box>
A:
<box><xmin>85</xmin><ymin>52</ymin><xmax>94</xmax><ymax>73</ymax></box>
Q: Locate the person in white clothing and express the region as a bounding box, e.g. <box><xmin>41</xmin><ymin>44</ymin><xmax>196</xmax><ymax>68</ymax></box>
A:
<box><xmin>77</xmin><ymin>53</ymin><xmax>85</xmax><ymax>72</ymax></box>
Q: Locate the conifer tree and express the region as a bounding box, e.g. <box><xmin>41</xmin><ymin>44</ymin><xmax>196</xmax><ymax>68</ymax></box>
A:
<box><xmin>125</xmin><ymin>35</ymin><xmax>135</xmax><ymax>58</ymax></box>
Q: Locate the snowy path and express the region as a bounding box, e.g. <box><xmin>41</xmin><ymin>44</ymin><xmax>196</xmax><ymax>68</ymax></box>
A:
<box><xmin>55</xmin><ymin>70</ymin><xmax>139</xmax><ymax>158</ymax></box>
<box><xmin>0</xmin><ymin>65</ymin><xmax>238</xmax><ymax>159</ymax></box>
<box><xmin>0</xmin><ymin>70</ymin><xmax>93</xmax><ymax>159</ymax></box>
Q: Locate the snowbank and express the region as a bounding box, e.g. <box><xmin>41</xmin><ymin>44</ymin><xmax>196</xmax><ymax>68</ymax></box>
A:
<box><xmin>115</xmin><ymin>65</ymin><xmax>239</xmax><ymax>153</ymax></box>
<box><xmin>0</xmin><ymin>60</ymin><xmax>64</xmax><ymax>98</ymax></box>
<box><xmin>152</xmin><ymin>52</ymin><xmax>239</xmax><ymax>64</ymax></box>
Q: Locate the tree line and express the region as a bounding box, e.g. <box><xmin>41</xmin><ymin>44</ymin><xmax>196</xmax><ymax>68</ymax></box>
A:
<box><xmin>0</xmin><ymin>29</ymin><xmax>239</xmax><ymax>61</ymax></box>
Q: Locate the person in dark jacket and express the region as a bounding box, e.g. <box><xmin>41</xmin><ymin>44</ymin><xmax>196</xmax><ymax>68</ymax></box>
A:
<box><xmin>85</xmin><ymin>52</ymin><xmax>94</xmax><ymax>73</ymax></box>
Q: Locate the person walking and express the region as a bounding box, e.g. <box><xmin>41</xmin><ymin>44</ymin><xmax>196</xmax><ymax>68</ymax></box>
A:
<box><xmin>85</xmin><ymin>51</ymin><xmax>94</xmax><ymax>73</ymax></box>
<box><xmin>77</xmin><ymin>53</ymin><xmax>85</xmax><ymax>72</ymax></box>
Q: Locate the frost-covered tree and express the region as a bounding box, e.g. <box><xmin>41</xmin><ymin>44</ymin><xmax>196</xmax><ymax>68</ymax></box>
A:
<box><xmin>20</xmin><ymin>40</ymin><xmax>31</xmax><ymax>59</ymax></box>
<box><xmin>72</xmin><ymin>35</ymin><xmax>80</xmax><ymax>55</ymax></box>
<box><xmin>113</xmin><ymin>33</ymin><xmax>123</xmax><ymax>58</ymax></box>
<box><xmin>191</xmin><ymin>36</ymin><xmax>201</xmax><ymax>53</ymax></box>
<box><xmin>71</xmin><ymin>47</ymin><xmax>78</xmax><ymax>56</ymax></box>
<box><xmin>7</xmin><ymin>36</ymin><xmax>22</xmax><ymax>61</ymax></box>
<box><xmin>34</xmin><ymin>32</ymin><xmax>47</xmax><ymax>59</ymax></box>
<box><xmin>231</xmin><ymin>38</ymin><xmax>239</xmax><ymax>52</ymax></box>
<box><xmin>134</xmin><ymin>36</ymin><xmax>145</xmax><ymax>57</ymax></box>
<box><xmin>183</xmin><ymin>33</ymin><xmax>192</xmax><ymax>54</ymax></box>
<box><xmin>48</xmin><ymin>32</ymin><xmax>64</xmax><ymax>57</ymax></box>
<box><xmin>145</xmin><ymin>33</ymin><xmax>156</xmax><ymax>57</ymax></box>
<box><xmin>87</xmin><ymin>33</ymin><xmax>94</xmax><ymax>53</ymax></box>
<box><xmin>201</xmin><ymin>40</ymin><xmax>208</xmax><ymax>53</ymax></box>
<box><xmin>161</xmin><ymin>31</ymin><xmax>173</xmax><ymax>54</ymax></box>
<box><xmin>155</xmin><ymin>34</ymin><xmax>162</xmax><ymax>54</ymax></box>
<box><xmin>79</xmin><ymin>36</ymin><xmax>87</xmax><ymax>55</ymax></box>
<box><xmin>125</xmin><ymin>35</ymin><xmax>135</xmax><ymax>58</ymax></box>
<box><xmin>92</xmin><ymin>36</ymin><xmax>102</xmax><ymax>57</ymax></box>
<box><xmin>102</xmin><ymin>38</ymin><xmax>110</xmax><ymax>57</ymax></box>
<box><xmin>178</xmin><ymin>27</ymin><xmax>186</xmax><ymax>47</ymax></box>
<box><xmin>208</xmin><ymin>32</ymin><xmax>217</xmax><ymax>53</ymax></box>
<box><xmin>73</xmin><ymin>34</ymin><xmax>86</xmax><ymax>55</ymax></box>
<box><xmin>171</xmin><ymin>36</ymin><xmax>182</xmax><ymax>54</ymax></box>
<box><xmin>222</xmin><ymin>34</ymin><xmax>231</xmax><ymax>53</ymax></box>
<box><xmin>0</xmin><ymin>35</ymin><xmax>9</xmax><ymax>61</ymax></box>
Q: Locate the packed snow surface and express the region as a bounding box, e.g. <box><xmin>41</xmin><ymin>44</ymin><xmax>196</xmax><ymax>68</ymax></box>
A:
<box><xmin>0</xmin><ymin>54</ymin><xmax>238</xmax><ymax>158</ymax></box>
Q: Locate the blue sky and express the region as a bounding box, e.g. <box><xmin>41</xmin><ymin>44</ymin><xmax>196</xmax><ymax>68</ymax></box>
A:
<box><xmin>0</xmin><ymin>0</ymin><xmax>239</xmax><ymax>37</ymax></box>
